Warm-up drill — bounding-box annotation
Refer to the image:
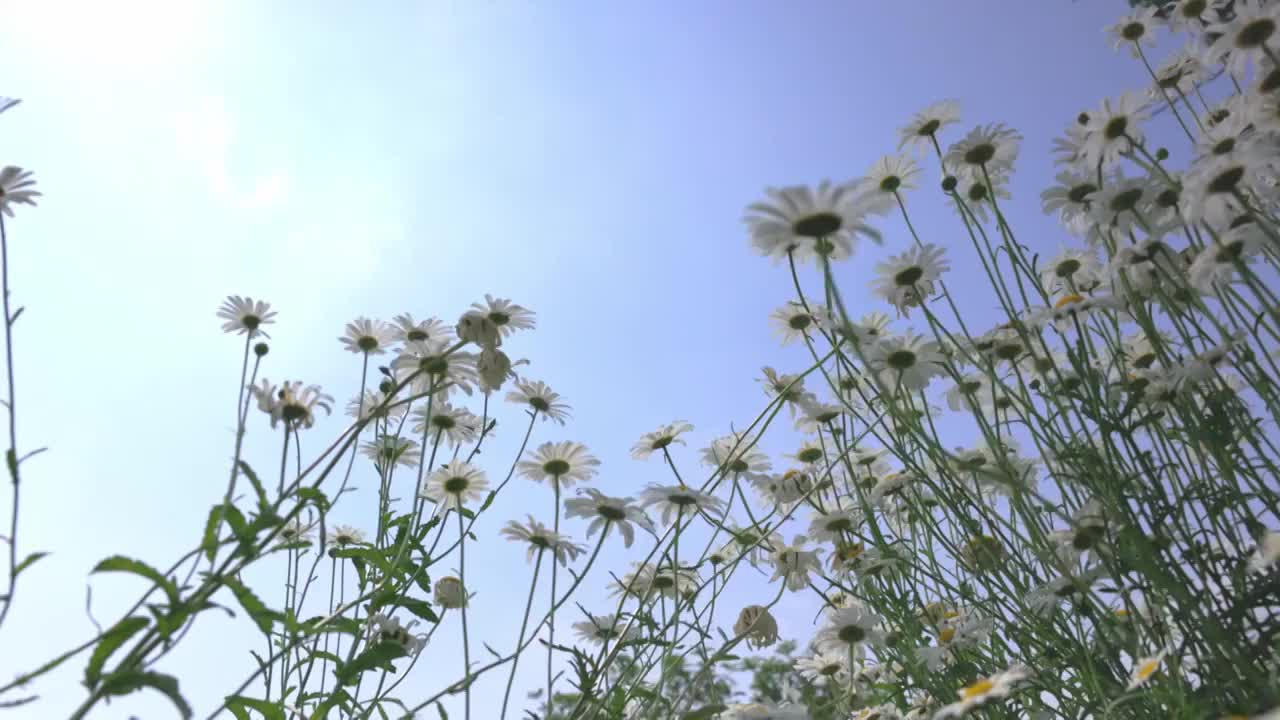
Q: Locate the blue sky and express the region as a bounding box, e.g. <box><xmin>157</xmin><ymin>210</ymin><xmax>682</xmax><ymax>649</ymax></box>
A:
<box><xmin>0</xmin><ymin>0</ymin><xmax>1152</xmax><ymax>716</ymax></box>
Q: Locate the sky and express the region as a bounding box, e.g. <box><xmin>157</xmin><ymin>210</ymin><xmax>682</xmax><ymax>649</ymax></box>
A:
<box><xmin>0</xmin><ymin>0</ymin><xmax>1156</xmax><ymax>717</ymax></box>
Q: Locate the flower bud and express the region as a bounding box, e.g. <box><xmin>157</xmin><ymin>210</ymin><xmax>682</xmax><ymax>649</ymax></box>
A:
<box><xmin>434</xmin><ymin>576</ymin><xmax>467</xmax><ymax>608</ymax></box>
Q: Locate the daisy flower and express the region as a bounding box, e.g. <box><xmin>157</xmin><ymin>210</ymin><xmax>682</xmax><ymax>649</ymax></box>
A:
<box><xmin>1127</xmin><ymin>649</ymin><xmax>1167</xmax><ymax>689</ymax></box>
<box><xmin>1181</xmin><ymin>142</ymin><xmax>1274</xmax><ymax>224</ymax></box>
<box><xmin>752</xmin><ymin>469</ymin><xmax>816</xmax><ymax>508</ymax></box>
<box><xmin>769</xmin><ymin>534</ymin><xmax>823</xmax><ymax>591</ymax></box>
<box><xmin>814</xmin><ymin>605</ymin><xmax>885</xmax><ymax>656</ymax></box>
<box><xmin>564</xmin><ymin>488</ymin><xmax>650</xmax><ymax>547</ymax></box>
<box><xmin>631</xmin><ymin>420</ymin><xmax>695</xmax><ymax>460</ymax></box>
<box><xmin>278</xmin><ymin>518</ymin><xmax>315</xmax><ymax>546</ymax></box>
<box><xmin>639</xmin><ymin>483</ymin><xmax>726</xmax><ymax>525</ymax></box>
<box><xmin>872</xmin><ymin>243</ymin><xmax>950</xmax><ymax>316</ymax></box>
<box><xmin>700</xmin><ymin>432</ymin><xmax>772</xmax><ymax>476</ymax></box>
<box><xmin>367</xmin><ymin>613</ymin><xmax>426</xmax><ymax>655</ymax></box>
<box><xmin>733</xmin><ymin>605</ymin><xmax>780</xmax><ymax>649</ymax></box>
<box><xmin>360</xmin><ymin>435</ymin><xmax>420</xmax><ymax>470</ymax></box>
<box><xmin>339</xmin><ymin>317</ymin><xmax>396</xmax><ymax>355</ymax></box>
<box><xmin>477</xmin><ymin>345</ymin><xmax>523</xmax><ymax>396</ymax></box>
<box><xmin>217</xmin><ymin>296</ymin><xmax>276</xmax><ymax>337</ymax></box>
<box><xmin>455</xmin><ymin>310</ymin><xmax>502</xmax><ymax>349</ymax></box>
<box><xmin>795</xmin><ymin>399</ymin><xmax>844</xmax><ymax>434</ymax></box>
<box><xmin>346</xmin><ymin>389</ymin><xmax>406</xmax><ymax>422</ymax></box>
<box><xmin>944</xmin><ymin>123</ymin><xmax>1023</xmax><ymax>177</ymax></box>
<box><xmin>330</xmin><ymin>525</ymin><xmax>366</xmax><ymax>546</ymax></box>
<box><xmin>1041</xmin><ymin>171</ymin><xmax>1100</xmax><ymax>235</ymax></box>
<box><xmin>411</xmin><ymin>401</ymin><xmax>482</xmax><ymax>448</ymax></box>
<box><xmin>505</xmin><ymin>378</ymin><xmax>572</xmax><ymax>424</ymax></box>
<box><xmin>420</xmin><ymin>460</ymin><xmax>489</xmax><ymax>515</ymax></box>
<box><xmin>434</xmin><ymin>576</ymin><xmax>467</xmax><ymax>608</ymax></box>
<box><xmin>866</xmin><ymin>153</ymin><xmax>922</xmax><ymax>208</ymax></box>
<box><xmin>808</xmin><ymin>506</ymin><xmax>863</xmax><ymax>544</ymax></box>
<box><xmin>744</xmin><ymin>181</ymin><xmax>882</xmax><ymax>263</ymax></box>
<box><xmin>251</xmin><ymin>379</ymin><xmax>333</xmax><ymax>430</ymax></box>
<box><xmin>840</xmin><ymin>310</ymin><xmax>894</xmax><ymax>345</ymax></box>
<box><xmin>867</xmin><ymin>332</ymin><xmax>947</xmax><ymax>392</ymax></box>
<box><xmin>794</xmin><ymin>652</ymin><xmax>850</xmax><ymax>687</ymax></box>
<box><xmin>392</xmin><ymin>339</ymin><xmax>479</xmax><ymax>398</ymax></box>
<box><xmin>852</xmin><ymin>704</ymin><xmax>904</xmax><ymax>720</ymax></box>
<box><xmin>1106</xmin><ymin>7</ymin><xmax>1161</xmax><ymax>56</ymax></box>
<box><xmin>1150</xmin><ymin>44</ymin><xmax>1208</xmax><ymax>98</ymax></box>
<box><xmin>1040</xmin><ymin>245</ymin><xmax>1103</xmax><ymax>296</ymax></box>
<box><xmin>1208</xmin><ymin>0</ymin><xmax>1280</xmax><ymax>76</ymax></box>
<box><xmin>770</xmin><ymin>301</ymin><xmax>827</xmax><ymax>345</ymax></box>
<box><xmin>500</xmin><ymin>515</ymin><xmax>586</xmax><ymax>566</ymax></box>
<box><xmin>934</xmin><ymin>664</ymin><xmax>1031</xmax><ymax>718</ymax></box>
<box><xmin>1249</xmin><ymin>531</ymin><xmax>1280</xmax><ymax>572</ymax></box>
<box><xmin>898</xmin><ymin>99</ymin><xmax>962</xmax><ymax>153</ymax></box>
<box><xmin>1188</xmin><ymin>229</ymin><xmax>1262</xmax><ymax>293</ymax></box>
<box><xmin>517</xmin><ymin>440</ymin><xmax>600</xmax><ymax>487</ymax></box>
<box><xmin>471</xmin><ymin>294</ymin><xmax>535</xmax><ymax>337</ymax></box>
<box><xmin>1163</xmin><ymin>0</ymin><xmax>1211</xmax><ymax>31</ymax></box>
<box><xmin>390</xmin><ymin>313</ymin><xmax>451</xmax><ymax>345</ymax></box>
<box><xmin>759</xmin><ymin>366</ymin><xmax>816</xmax><ymax>415</ymax></box>
<box><xmin>1082</xmin><ymin>92</ymin><xmax>1151</xmax><ymax>170</ymax></box>
<box><xmin>572</xmin><ymin>613</ymin><xmax>637</xmax><ymax>646</ymax></box>
<box><xmin>0</xmin><ymin>166</ymin><xmax>40</xmax><ymax>218</ymax></box>
<box><xmin>947</xmin><ymin>171</ymin><xmax>1011</xmax><ymax>223</ymax></box>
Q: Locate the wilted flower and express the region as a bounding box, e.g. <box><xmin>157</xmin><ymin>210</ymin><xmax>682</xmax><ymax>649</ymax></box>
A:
<box><xmin>434</xmin><ymin>576</ymin><xmax>467</xmax><ymax>609</ymax></box>
<box><xmin>733</xmin><ymin>605</ymin><xmax>779</xmax><ymax>649</ymax></box>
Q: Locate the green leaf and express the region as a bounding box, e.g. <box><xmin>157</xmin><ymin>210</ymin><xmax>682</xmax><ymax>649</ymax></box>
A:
<box><xmin>223</xmin><ymin>575</ymin><xmax>278</xmax><ymax>635</ymax></box>
<box><xmin>84</xmin><ymin>616</ymin><xmax>149</xmax><ymax>689</ymax></box>
<box><xmin>335</xmin><ymin>641</ymin><xmax>408</xmax><ymax>686</ymax></box>
<box><xmin>13</xmin><ymin>551</ymin><xmax>48</xmax><ymax>577</ymax></box>
<box><xmin>100</xmin><ymin>671</ymin><xmax>192</xmax><ymax>719</ymax></box>
<box><xmin>92</xmin><ymin>556</ymin><xmax>179</xmax><ymax>606</ymax></box>
<box><xmin>237</xmin><ymin>460</ymin><xmax>270</xmax><ymax>509</ymax></box>
<box><xmin>225</xmin><ymin>695</ymin><xmax>285</xmax><ymax>720</ymax></box>
<box><xmin>297</xmin><ymin>486</ymin><xmax>330</xmax><ymax>511</ymax></box>
<box><xmin>202</xmin><ymin>505</ymin><xmax>224</xmax><ymax>562</ymax></box>
<box><xmin>436</xmin><ymin>701</ymin><xmax>450</xmax><ymax>719</ymax></box>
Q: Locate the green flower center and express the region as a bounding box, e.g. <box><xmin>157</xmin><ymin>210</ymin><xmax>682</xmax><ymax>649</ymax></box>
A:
<box><xmin>895</xmin><ymin>266</ymin><xmax>924</xmax><ymax>286</ymax></box>
<box><xmin>432</xmin><ymin>415</ymin><xmax>456</xmax><ymax>430</ymax></box>
<box><xmin>488</xmin><ymin>311</ymin><xmax>510</xmax><ymax>326</ymax></box>
<box><xmin>1110</xmin><ymin>188</ymin><xmax>1143</xmax><ymax>213</ymax></box>
<box><xmin>1055</xmin><ymin>258</ymin><xmax>1081</xmax><ymax>278</ymax></box>
<box><xmin>1208</xmin><ymin>165</ymin><xmax>1245</xmax><ymax>195</ymax></box>
<box><xmin>407</xmin><ymin>329</ymin><xmax>428</xmax><ymax>342</ymax></box>
<box><xmin>444</xmin><ymin>476</ymin><xmax>469</xmax><ymax>494</ymax></box>
<box><xmin>964</xmin><ymin>143</ymin><xmax>995</xmax><ymax>165</ymax></box>
<box><xmin>543</xmin><ymin>459</ymin><xmax>571</xmax><ymax>476</ymax></box>
<box><xmin>1103</xmin><ymin>116</ymin><xmax>1128</xmax><ymax>141</ymax></box>
<box><xmin>917</xmin><ymin>118</ymin><xmax>941</xmax><ymax>136</ymax></box>
<box><xmin>598</xmin><ymin>505</ymin><xmax>626</xmax><ymax>521</ymax></box>
<box><xmin>797</xmin><ymin>447</ymin><xmax>823</xmax><ymax>463</ymax></box>
<box><xmin>837</xmin><ymin>626</ymin><xmax>866</xmax><ymax>644</ymax></box>
<box><xmin>1236</xmin><ymin>18</ymin><xmax>1276</xmax><ymax>49</ymax></box>
<box><xmin>886</xmin><ymin>350</ymin><xmax>917</xmax><ymax>370</ymax></box>
<box><xmin>792</xmin><ymin>212</ymin><xmax>842</xmax><ymax>238</ymax></box>
<box><xmin>1121</xmin><ymin>22</ymin><xmax>1145</xmax><ymax>41</ymax></box>
<box><xmin>1213</xmin><ymin>137</ymin><xmax>1236</xmax><ymax>155</ymax></box>
<box><xmin>420</xmin><ymin>356</ymin><xmax>449</xmax><ymax>375</ymax></box>
<box><xmin>357</xmin><ymin>336</ymin><xmax>379</xmax><ymax>351</ymax></box>
<box><xmin>243</xmin><ymin>315</ymin><xmax>261</xmax><ymax>330</ymax></box>
<box><xmin>789</xmin><ymin>314</ymin><xmax>812</xmax><ymax>330</ymax></box>
<box><xmin>879</xmin><ymin>175</ymin><xmax>901</xmax><ymax>193</ymax></box>
<box><xmin>529</xmin><ymin>397</ymin><xmax>551</xmax><ymax>412</ymax></box>
<box><xmin>1067</xmin><ymin>184</ymin><xmax>1097</xmax><ymax>203</ymax></box>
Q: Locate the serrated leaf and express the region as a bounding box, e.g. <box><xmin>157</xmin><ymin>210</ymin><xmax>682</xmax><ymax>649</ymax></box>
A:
<box><xmin>223</xmin><ymin>575</ymin><xmax>278</xmax><ymax>635</ymax></box>
<box><xmin>84</xmin><ymin>616</ymin><xmax>149</xmax><ymax>689</ymax></box>
<box><xmin>237</xmin><ymin>460</ymin><xmax>270</xmax><ymax>509</ymax></box>
<box><xmin>226</xmin><ymin>695</ymin><xmax>285</xmax><ymax>720</ymax></box>
<box><xmin>100</xmin><ymin>671</ymin><xmax>192</xmax><ymax>719</ymax></box>
<box><xmin>335</xmin><ymin>641</ymin><xmax>407</xmax><ymax>686</ymax></box>
<box><xmin>93</xmin><ymin>556</ymin><xmax>179</xmax><ymax>606</ymax></box>
<box><xmin>297</xmin><ymin>487</ymin><xmax>330</xmax><ymax>511</ymax></box>
<box><xmin>202</xmin><ymin>505</ymin><xmax>224</xmax><ymax>562</ymax></box>
<box><xmin>14</xmin><ymin>551</ymin><xmax>48</xmax><ymax>577</ymax></box>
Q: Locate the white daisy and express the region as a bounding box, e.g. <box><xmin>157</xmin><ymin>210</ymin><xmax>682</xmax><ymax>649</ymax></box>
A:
<box><xmin>572</xmin><ymin>613</ymin><xmax>638</xmax><ymax>646</ymax></box>
<box><xmin>0</xmin><ymin>166</ymin><xmax>40</xmax><ymax>218</ymax></box>
<box><xmin>420</xmin><ymin>460</ymin><xmax>489</xmax><ymax>514</ymax></box>
<box><xmin>346</xmin><ymin>389</ymin><xmax>407</xmax><ymax>422</ymax></box>
<box><xmin>563</xmin><ymin>488</ymin><xmax>650</xmax><ymax>548</ymax></box>
<box><xmin>630</xmin><ymin>420</ymin><xmax>695</xmax><ymax>460</ymax></box>
<box><xmin>933</xmin><ymin>664</ymin><xmax>1031</xmax><ymax>719</ymax></box>
<box><xmin>1207</xmin><ymin>0</ymin><xmax>1280</xmax><ymax>75</ymax></box>
<box><xmin>898</xmin><ymin>99</ymin><xmax>962</xmax><ymax>153</ymax></box>
<box><xmin>866</xmin><ymin>153</ymin><xmax>922</xmax><ymax>208</ymax></box>
<box><xmin>360</xmin><ymin>435</ymin><xmax>420</xmax><ymax>470</ymax></box>
<box><xmin>814</xmin><ymin>605</ymin><xmax>885</xmax><ymax>656</ymax></box>
<box><xmin>867</xmin><ymin>332</ymin><xmax>947</xmax><ymax>392</ymax></box>
<box><xmin>434</xmin><ymin>576</ymin><xmax>467</xmax><ymax>609</ymax></box>
<box><xmin>330</xmin><ymin>524</ymin><xmax>366</xmax><ymax>546</ymax></box>
<box><xmin>1126</xmin><ymin>649</ymin><xmax>1167</xmax><ymax>690</ymax></box>
<box><xmin>944</xmin><ymin>124</ymin><xmax>1023</xmax><ymax>177</ymax></box>
<box><xmin>517</xmin><ymin>440</ymin><xmax>600</xmax><ymax>488</ymax></box>
<box><xmin>770</xmin><ymin>301</ymin><xmax>827</xmax><ymax>345</ymax></box>
<box><xmin>505</xmin><ymin>378</ymin><xmax>571</xmax><ymax>424</ymax></box>
<box><xmin>412</xmin><ymin>401</ymin><xmax>483</xmax><ymax>448</ymax></box>
<box><xmin>1106</xmin><ymin>7</ymin><xmax>1161</xmax><ymax>56</ymax></box>
<box><xmin>759</xmin><ymin>366</ymin><xmax>817</xmax><ymax>415</ymax></box>
<box><xmin>700</xmin><ymin>432</ymin><xmax>773</xmax><ymax>476</ymax></box>
<box><xmin>1040</xmin><ymin>245</ymin><xmax>1104</xmax><ymax>295</ymax></box>
<box><xmin>250</xmin><ymin>379</ymin><xmax>333</xmax><ymax>430</ymax></box>
<box><xmin>1041</xmin><ymin>171</ymin><xmax>1101</xmax><ymax>235</ymax></box>
<box><xmin>500</xmin><ymin>515</ymin><xmax>586</xmax><ymax>566</ymax></box>
<box><xmin>217</xmin><ymin>295</ymin><xmax>276</xmax><ymax>337</ymax></box>
<box><xmin>471</xmin><ymin>294</ymin><xmax>535</xmax><ymax>337</ymax></box>
<box><xmin>808</xmin><ymin>506</ymin><xmax>863</xmax><ymax>544</ymax></box>
<box><xmin>794</xmin><ymin>652</ymin><xmax>850</xmax><ymax>687</ymax></box>
<box><xmin>733</xmin><ymin>605</ymin><xmax>780</xmax><ymax>649</ymax></box>
<box><xmin>1188</xmin><ymin>227</ymin><xmax>1263</xmax><ymax>293</ymax></box>
<box><xmin>769</xmin><ymin>534</ymin><xmax>823</xmax><ymax>592</ymax></box>
<box><xmin>366</xmin><ymin>613</ymin><xmax>426</xmax><ymax>655</ymax></box>
<box><xmin>391</xmin><ymin>339</ymin><xmax>479</xmax><ymax>398</ymax></box>
<box><xmin>1083</xmin><ymin>92</ymin><xmax>1151</xmax><ymax>170</ymax></box>
<box><xmin>1163</xmin><ymin>0</ymin><xmax>1211</xmax><ymax>31</ymax></box>
<box><xmin>872</xmin><ymin>243</ymin><xmax>950</xmax><ymax>316</ymax></box>
<box><xmin>718</xmin><ymin>702</ymin><xmax>809</xmax><ymax>720</ymax></box>
<box><xmin>339</xmin><ymin>317</ymin><xmax>396</xmax><ymax>355</ymax></box>
<box><xmin>639</xmin><ymin>483</ymin><xmax>726</xmax><ymax>526</ymax></box>
<box><xmin>744</xmin><ymin>181</ymin><xmax>882</xmax><ymax>263</ymax></box>
<box><xmin>390</xmin><ymin>313</ymin><xmax>451</xmax><ymax>345</ymax></box>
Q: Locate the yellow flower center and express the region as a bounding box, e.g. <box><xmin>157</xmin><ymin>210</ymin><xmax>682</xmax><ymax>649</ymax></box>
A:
<box><xmin>960</xmin><ymin>678</ymin><xmax>995</xmax><ymax>699</ymax></box>
<box><xmin>939</xmin><ymin>626</ymin><xmax>957</xmax><ymax>644</ymax></box>
<box><xmin>1055</xmin><ymin>293</ymin><xmax>1085</xmax><ymax>309</ymax></box>
<box><xmin>1135</xmin><ymin>658</ymin><xmax>1159</xmax><ymax>681</ymax></box>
